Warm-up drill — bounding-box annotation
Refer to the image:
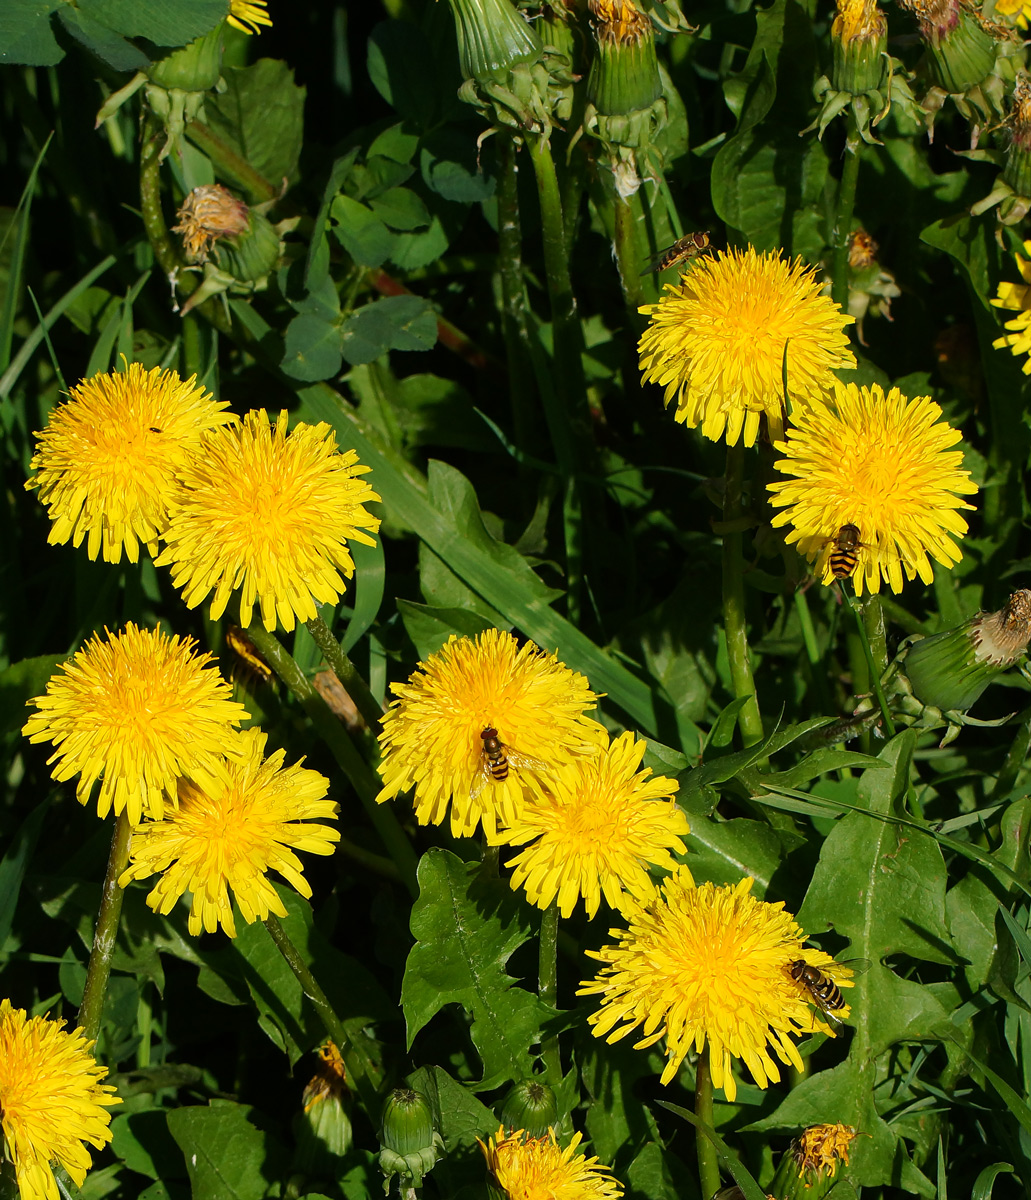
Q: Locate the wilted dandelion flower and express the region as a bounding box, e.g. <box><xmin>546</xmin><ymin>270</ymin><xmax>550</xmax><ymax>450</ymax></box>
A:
<box><xmin>25</xmin><ymin>362</ymin><xmax>233</xmax><ymax>564</ymax></box>
<box><xmin>376</xmin><ymin>629</ymin><xmax>604</xmax><ymax>840</ymax></box>
<box><xmin>154</xmin><ymin>409</ymin><xmax>381</xmax><ymax>633</ymax></box>
<box><xmin>119</xmin><ymin>728</ymin><xmax>338</xmax><ymax>937</ymax></box>
<box><xmin>767</xmin><ymin>381</ymin><xmax>978</xmax><ymax>595</ymax></box>
<box><xmin>578</xmin><ymin>873</ymin><xmax>847</xmax><ymax>1101</ymax></box>
<box><xmin>0</xmin><ymin>999</ymin><xmax>121</xmax><ymax>1200</ymax></box>
<box><xmin>638</xmin><ymin>246</ymin><xmax>855</xmax><ymax>447</ymax></box>
<box><xmin>173</xmin><ymin>184</ymin><xmax>250</xmax><ymax>263</ymax></box>
<box><xmin>494</xmin><ymin>731</ymin><xmax>687</xmax><ymax>918</ymax></box>
<box><xmin>228</xmin><ymin>0</ymin><xmax>273</xmax><ymax>34</ymax></box>
<box><xmin>22</xmin><ymin>624</ymin><xmax>247</xmax><ymax>825</ymax></box>
<box><xmin>793</xmin><ymin>1123</ymin><xmax>861</xmax><ymax>1180</ymax></box>
<box><xmin>478</xmin><ymin>1126</ymin><xmax>623</xmax><ymax>1200</ymax></box>
<box><xmin>992</xmin><ymin>240</ymin><xmax>1031</xmax><ymax>368</ymax></box>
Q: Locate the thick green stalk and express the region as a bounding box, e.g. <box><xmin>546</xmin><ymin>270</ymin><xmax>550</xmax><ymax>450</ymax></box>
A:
<box><xmin>695</xmin><ymin>1046</ymin><xmax>720</xmax><ymax>1200</ymax></box>
<box><xmin>305</xmin><ymin>614</ymin><xmax>383</xmax><ymax>732</ymax></box>
<box><xmin>246</xmin><ymin>621</ymin><xmax>418</xmax><ymax>898</ymax></box>
<box><xmin>844</xmin><ymin>592</ymin><xmax>895</xmax><ymax>737</ymax></box>
<box><xmin>831</xmin><ymin>118</ymin><xmax>862</xmax><ymax>312</ymax></box>
<box><xmin>497</xmin><ymin>132</ymin><xmax>537</xmax><ymax>456</ymax></box>
<box><xmin>721</xmin><ymin>443</ymin><xmax>763</xmax><ymax>746</ymax></box>
<box><xmin>613</xmin><ymin>192</ymin><xmax>645</xmax><ymax>313</ymax></box>
<box><xmin>263</xmin><ymin>914</ymin><xmax>381</xmax><ymax>1115</ymax></box>
<box><xmin>77</xmin><ymin>812</ymin><xmax>132</xmax><ymax>1045</ymax></box>
<box><xmin>538</xmin><ymin>903</ymin><xmax>562</xmax><ymax>1084</ymax></box>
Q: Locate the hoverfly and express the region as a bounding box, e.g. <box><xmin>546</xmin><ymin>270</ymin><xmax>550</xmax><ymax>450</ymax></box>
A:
<box><xmin>789</xmin><ymin>958</ymin><xmax>871</xmax><ymax>1027</ymax></box>
<box><xmin>641</xmin><ymin>230</ymin><xmax>711</xmax><ymax>276</ymax></box>
<box><xmin>469</xmin><ymin>726</ymin><xmax>547</xmax><ymax>801</ymax></box>
<box><xmin>827</xmin><ymin>523</ymin><xmax>862</xmax><ymax>580</ymax></box>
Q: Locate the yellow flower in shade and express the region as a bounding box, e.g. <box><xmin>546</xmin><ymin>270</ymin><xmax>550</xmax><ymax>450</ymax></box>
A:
<box><xmin>577</xmin><ymin>873</ymin><xmax>851</xmax><ymax>1101</ymax></box>
<box><xmin>118</xmin><ymin>728</ymin><xmax>338</xmax><ymax>937</ymax></box>
<box><xmin>478</xmin><ymin>1126</ymin><xmax>623</xmax><ymax>1200</ymax></box>
<box><xmin>637</xmin><ymin>246</ymin><xmax>856</xmax><ymax>447</ymax></box>
<box><xmin>376</xmin><ymin>629</ymin><xmax>605</xmax><ymax>841</ymax></box>
<box><xmin>25</xmin><ymin>362</ymin><xmax>233</xmax><ymax>564</ymax></box>
<box><xmin>767</xmin><ymin>381</ymin><xmax>978</xmax><ymax>596</ymax></box>
<box><xmin>154</xmin><ymin>410</ymin><xmax>381</xmax><ymax>633</ymax></box>
<box><xmin>0</xmin><ymin>999</ymin><xmax>121</xmax><ymax>1200</ymax></box>
<box><xmin>995</xmin><ymin>0</ymin><xmax>1030</xmax><ymax>27</ymax></box>
<box><xmin>228</xmin><ymin>0</ymin><xmax>273</xmax><ymax>34</ymax></box>
<box><xmin>494</xmin><ymin>731</ymin><xmax>687</xmax><ymax>919</ymax></box>
<box><xmin>992</xmin><ymin>240</ymin><xmax>1031</xmax><ymax>368</ymax></box>
<box><xmin>22</xmin><ymin>624</ymin><xmax>247</xmax><ymax>825</ymax></box>
<box><xmin>792</xmin><ymin>1123</ymin><xmax>861</xmax><ymax>1180</ymax></box>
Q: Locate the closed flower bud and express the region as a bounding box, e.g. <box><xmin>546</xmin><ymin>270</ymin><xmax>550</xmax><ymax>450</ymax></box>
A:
<box><xmin>498</xmin><ymin>1080</ymin><xmax>558</xmax><ymax>1138</ymax></box>
<box><xmin>905</xmin><ymin>589</ymin><xmax>1031</xmax><ymax>713</ymax></box>
<box><xmin>147</xmin><ymin>23</ymin><xmax>225</xmax><ymax>93</ymax></box>
<box><xmin>379</xmin><ymin>1088</ymin><xmax>445</xmax><ymax>1191</ymax></box>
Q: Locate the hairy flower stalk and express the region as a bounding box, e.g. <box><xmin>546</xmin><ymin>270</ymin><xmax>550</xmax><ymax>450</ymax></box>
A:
<box><xmin>904</xmin><ymin>589</ymin><xmax>1031</xmax><ymax>712</ymax></box>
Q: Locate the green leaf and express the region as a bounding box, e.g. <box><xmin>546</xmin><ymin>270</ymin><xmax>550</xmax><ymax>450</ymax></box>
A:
<box><xmin>331</xmin><ymin>195</ymin><xmax>396</xmax><ymax>269</ymax></box>
<box><xmin>281</xmin><ymin>313</ymin><xmax>343</xmax><ymax>383</ymax></box>
<box><xmin>0</xmin><ymin>0</ymin><xmax>64</xmax><ymax>66</ymax></box>
<box><xmin>204</xmin><ymin>59</ymin><xmax>306</xmax><ymax>188</ymax></box>
<box><xmin>80</xmin><ymin>0</ymin><xmax>226</xmax><ymax>45</ymax></box>
<box><xmin>166</xmin><ymin>1103</ymin><xmax>290</xmax><ymax>1200</ymax></box>
<box><xmin>340</xmin><ymin>295</ymin><xmax>437</xmax><ymax>365</ymax></box>
<box><xmin>369</xmin><ymin>186</ymin><xmax>430</xmax><ymax>231</ymax></box>
<box><xmin>0</xmin><ymin>654</ymin><xmax>64</xmax><ymax>736</ymax></box>
<box><xmin>625</xmin><ymin>1142</ymin><xmax>697</xmax><ymax>1200</ymax></box>
<box><xmin>339</xmin><ymin>535</ymin><xmax>386</xmax><ymax>656</ymax></box>
<box><xmin>110</xmin><ymin>1111</ymin><xmax>186</xmax><ymax>1182</ymax></box>
<box><xmin>367</xmin><ymin>21</ymin><xmax>444</xmax><ymax>126</ymax></box>
<box><xmin>972</xmin><ymin>1163</ymin><xmax>1016</xmax><ymax>1200</ymax></box>
<box><xmin>420</xmin><ymin>126</ymin><xmax>495</xmax><ymax>203</ymax></box>
<box><xmin>678</xmin><ymin>801</ymin><xmax>789</xmax><ymax>897</ymax></box>
<box><xmin>397</xmin><ymin>600</ymin><xmax>496</xmax><ymax>661</ymax></box>
<box><xmin>0</xmin><ymin>797</ymin><xmax>53</xmax><ymax>953</ymax></box>
<box><xmin>56</xmin><ymin>8</ymin><xmax>149</xmax><ymax>71</ymax></box>
<box><xmin>401</xmin><ymin>849</ymin><xmax>552</xmax><ymax>1091</ymax></box>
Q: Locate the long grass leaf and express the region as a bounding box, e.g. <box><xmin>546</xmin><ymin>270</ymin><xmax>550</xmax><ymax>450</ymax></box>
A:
<box><xmin>0</xmin><ymin>132</ymin><xmax>53</xmax><ymax>374</ymax></box>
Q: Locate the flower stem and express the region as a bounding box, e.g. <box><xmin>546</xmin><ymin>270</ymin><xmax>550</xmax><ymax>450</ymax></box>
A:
<box><xmin>305</xmin><ymin>614</ymin><xmax>383</xmax><ymax>732</ymax></box>
<box><xmin>247</xmin><ymin>621</ymin><xmax>419</xmax><ymax>898</ymax></box>
<box><xmin>77</xmin><ymin>811</ymin><xmax>132</xmax><ymax>1046</ymax></box>
<box><xmin>139</xmin><ymin>118</ymin><xmax>180</xmax><ymax>278</ymax></box>
<box><xmin>538</xmin><ymin>903</ymin><xmax>562</xmax><ymax>1084</ymax></box>
<box><xmin>263</xmin><ymin>914</ymin><xmax>381</xmax><ymax>1116</ymax></box>
<box><xmin>843</xmin><ymin>591</ymin><xmax>896</xmax><ymax>737</ymax></box>
<box><xmin>722</xmin><ymin>442</ymin><xmax>763</xmax><ymax>746</ymax></box>
<box><xmin>613</xmin><ymin>192</ymin><xmax>645</xmax><ymax>313</ymax></box>
<box><xmin>497</xmin><ymin>132</ymin><xmax>537</xmax><ymax>456</ymax></box>
<box><xmin>695</xmin><ymin>1045</ymin><xmax>720</xmax><ymax>1200</ymax></box>
<box><xmin>831</xmin><ymin>117</ymin><xmax>862</xmax><ymax>312</ymax></box>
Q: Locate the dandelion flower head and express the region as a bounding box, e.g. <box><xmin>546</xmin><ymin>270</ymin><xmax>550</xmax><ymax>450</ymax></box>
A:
<box><xmin>992</xmin><ymin>239</ymin><xmax>1031</xmax><ymax>368</ymax></box>
<box><xmin>376</xmin><ymin>628</ymin><xmax>605</xmax><ymax>841</ymax></box>
<box><xmin>0</xmin><ymin>999</ymin><xmax>121</xmax><ymax>1200</ymax></box>
<box><xmin>793</xmin><ymin>1123</ymin><xmax>861</xmax><ymax>1180</ymax></box>
<box><xmin>767</xmin><ymin>380</ymin><xmax>978</xmax><ymax>595</ymax></box>
<box><xmin>228</xmin><ymin>0</ymin><xmax>273</xmax><ymax>34</ymax></box>
<box><xmin>637</xmin><ymin>246</ymin><xmax>855</xmax><ymax>447</ymax></box>
<box><xmin>578</xmin><ymin>873</ymin><xmax>849</xmax><ymax>1101</ymax></box>
<box><xmin>22</xmin><ymin>623</ymin><xmax>248</xmax><ymax>825</ymax></box>
<box><xmin>154</xmin><ymin>409</ymin><xmax>381</xmax><ymax>633</ymax></box>
<box><xmin>119</xmin><ymin>727</ymin><xmax>338</xmax><ymax>937</ymax></box>
<box><xmin>478</xmin><ymin>1126</ymin><xmax>623</xmax><ymax>1200</ymax></box>
<box><xmin>495</xmin><ymin>730</ymin><xmax>687</xmax><ymax>919</ymax></box>
<box><xmin>26</xmin><ymin>362</ymin><xmax>233</xmax><ymax>565</ymax></box>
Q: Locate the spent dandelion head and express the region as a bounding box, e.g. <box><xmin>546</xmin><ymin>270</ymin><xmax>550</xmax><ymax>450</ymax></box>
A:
<box><xmin>792</xmin><ymin>1123</ymin><xmax>862</xmax><ymax>1181</ymax></box>
<box><xmin>173</xmin><ymin>184</ymin><xmax>250</xmax><ymax>263</ymax></box>
<box><xmin>118</xmin><ymin>727</ymin><xmax>339</xmax><ymax>937</ymax></box>
<box><xmin>25</xmin><ymin>362</ymin><xmax>233</xmax><ymax>565</ymax></box>
<box><xmin>992</xmin><ymin>239</ymin><xmax>1031</xmax><ymax>368</ymax></box>
<box><xmin>637</xmin><ymin>246</ymin><xmax>856</xmax><ymax>447</ymax></box>
<box><xmin>22</xmin><ymin>623</ymin><xmax>247</xmax><ymax>825</ymax></box>
<box><xmin>154</xmin><ymin>409</ymin><xmax>381</xmax><ymax>633</ymax></box>
<box><xmin>578</xmin><ymin>872</ymin><xmax>850</xmax><ymax>1101</ymax></box>
<box><xmin>0</xmin><ymin>999</ymin><xmax>121</xmax><ymax>1200</ymax></box>
<box><xmin>767</xmin><ymin>380</ymin><xmax>978</xmax><ymax>596</ymax></box>
<box><xmin>478</xmin><ymin>1126</ymin><xmax>623</xmax><ymax>1200</ymax></box>
<box><xmin>376</xmin><ymin>629</ymin><xmax>605</xmax><ymax>841</ymax></box>
<box><xmin>494</xmin><ymin>730</ymin><xmax>687</xmax><ymax>919</ymax></box>
<box><xmin>228</xmin><ymin>0</ymin><xmax>273</xmax><ymax>33</ymax></box>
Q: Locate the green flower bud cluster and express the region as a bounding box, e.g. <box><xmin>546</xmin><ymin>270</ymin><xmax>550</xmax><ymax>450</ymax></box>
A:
<box><xmin>379</xmin><ymin>1088</ymin><xmax>445</xmax><ymax>1193</ymax></box>
<box><xmin>970</xmin><ymin>74</ymin><xmax>1031</xmax><ymax>224</ymax></box>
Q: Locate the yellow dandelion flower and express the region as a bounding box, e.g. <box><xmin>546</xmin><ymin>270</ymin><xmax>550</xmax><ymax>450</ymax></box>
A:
<box><xmin>118</xmin><ymin>728</ymin><xmax>338</xmax><ymax>938</ymax></box>
<box><xmin>479</xmin><ymin>1126</ymin><xmax>623</xmax><ymax>1200</ymax></box>
<box><xmin>376</xmin><ymin>629</ymin><xmax>605</xmax><ymax>841</ymax></box>
<box><xmin>637</xmin><ymin>246</ymin><xmax>856</xmax><ymax>447</ymax></box>
<box><xmin>154</xmin><ymin>409</ymin><xmax>381</xmax><ymax>633</ymax></box>
<box><xmin>792</xmin><ymin>1123</ymin><xmax>861</xmax><ymax>1180</ymax></box>
<box><xmin>228</xmin><ymin>0</ymin><xmax>273</xmax><ymax>34</ymax></box>
<box><xmin>995</xmin><ymin>0</ymin><xmax>1030</xmax><ymax>27</ymax></box>
<box><xmin>577</xmin><ymin>872</ymin><xmax>850</xmax><ymax>1102</ymax></box>
<box><xmin>494</xmin><ymin>730</ymin><xmax>687</xmax><ymax>919</ymax></box>
<box><xmin>25</xmin><ymin>362</ymin><xmax>233</xmax><ymax>565</ymax></box>
<box><xmin>992</xmin><ymin>239</ymin><xmax>1031</xmax><ymax>368</ymax></box>
<box><xmin>22</xmin><ymin>624</ymin><xmax>247</xmax><ymax>825</ymax></box>
<box><xmin>767</xmin><ymin>381</ymin><xmax>978</xmax><ymax>596</ymax></box>
<box><xmin>0</xmin><ymin>999</ymin><xmax>121</xmax><ymax>1200</ymax></box>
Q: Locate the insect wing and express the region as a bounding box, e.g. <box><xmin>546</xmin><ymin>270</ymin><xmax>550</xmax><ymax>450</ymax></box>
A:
<box><xmin>468</xmin><ymin>757</ymin><xmax>495</xmax><ymax>802</ymax></box>
<box><xmin>505</xmin><ymin>749</ymin><xmax>549</xmax><ymax>774</ymax></box>
<box><xmin>828</xmin><ymin>957</ymin><xmax>872</xmax><ymax>979</ymax></box>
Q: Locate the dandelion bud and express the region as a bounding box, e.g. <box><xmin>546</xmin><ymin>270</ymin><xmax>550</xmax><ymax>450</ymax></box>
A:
<box><xmin>498</xmin><ymin>1080</ymin><xmax>558</xmax><ymax>1138</ymax></box>
<box><xmin>904</xmin><ymin>590</ymin><xmax>1031</xmax><ymax>713</ymax></box>
<box><xmin>768</xmin><ymin>1123</ymin><xmax>862</xmax><ymax>1200</ymax></box>
<box><xmin>293</xmin><ymin>1042</ymin><xmax>353</xmax><ymax>1176</ymax></box>
<box><xmin>147</xmin><ymin>24</ymin><xmax>225</xmax><ymax>94</ymax></box>
<box><xmin>379</xmin><ymin>1088</ymin><xmax>445</xmax><ymax>1190</ymax></box>
<box><xmin>1004</xmin><ymin>76</ymin><xmax>1031</xmax><ymax>197</ymax></box>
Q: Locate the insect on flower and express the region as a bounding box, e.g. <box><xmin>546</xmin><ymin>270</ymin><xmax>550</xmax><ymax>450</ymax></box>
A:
<box><xmin>789</xmin><ymin>958</ymin><xmax>870</xmax><ymax>1026</ymax></box>
<box><xmin>827</xmin><ymin>523</ymin><xmax>863</xmax><ymax>580</ymax></box>
<box><xmin>469</xmin><ymin>726</ymin><xmax>547</xmax><ymax>801</ymax></box>
<box><xmin>641</xmin><ymin>231</ymin><xmax>712</xmax><ymax>276</ymax></box>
